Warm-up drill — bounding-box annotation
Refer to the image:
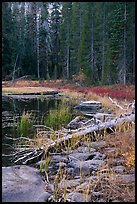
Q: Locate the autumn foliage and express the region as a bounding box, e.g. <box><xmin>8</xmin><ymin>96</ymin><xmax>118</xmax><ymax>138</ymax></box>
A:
<box><xmin>3</xmin><ymin>80</ymin><xmax>135</xmax><ymax>101</ymax></box>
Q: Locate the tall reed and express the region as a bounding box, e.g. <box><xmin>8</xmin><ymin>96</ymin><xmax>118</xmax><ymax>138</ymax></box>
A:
<box><xmin>45</xmin><ymin>102</ymin><xmax>72</xmax><ymax>130</ymax></box>
<box><xmin>17</xmin><ymin>111</ymin><xmax>34</xmax><ymax>137</ymax></box>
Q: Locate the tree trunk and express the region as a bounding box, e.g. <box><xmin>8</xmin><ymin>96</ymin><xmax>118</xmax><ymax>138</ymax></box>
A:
<box><xmin>66</xmin><ymin>46</ymin><xmax>70</xmax><ymax>79</ymax></box>
<box><xmin>36</xmin><ymin>3</ymin><xmax>40</xmax><ymax>79</ymax></box>
<box><xmin>91</xmin><ymin>6</ymin><xmax>94</xmax><ymax>83</ymax></box>
<box><xmin>123</xmin><ymin>3</ymin><xmax>126</xmax><ymax>85</ymax></box>
<box><xmin>12</xmin><ymin>55</ymin><xmax>18</xmax><ymax>82</ymax></box>
<box><xmin>101</xmin><ymin>3</ymin><xmax>105</xmax><ymax>82</ymax></box>
<box><xmin>133</xmin><ymin>26</ymin><xmax>135</xmax><ymax>83</ymax></box>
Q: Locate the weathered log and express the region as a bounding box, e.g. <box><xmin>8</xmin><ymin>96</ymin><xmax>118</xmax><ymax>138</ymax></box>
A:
<box><xmin>46</xmin><ymin>113</ymin><xmax>135</xmax><ymax>153</ymax></box>
<box><xmin>11</xmin><ymin>112</ymin><xmax>135</xmax><ymax>165</ymax></box>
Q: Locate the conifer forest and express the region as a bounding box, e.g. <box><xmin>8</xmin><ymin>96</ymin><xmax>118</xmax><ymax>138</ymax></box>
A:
<box><xmin>2</xmin><ymin>2</ymin><xmax>135</xmax><ymax>85</ymax></box>
<box><xmin>2</xmin><ymin>2</ymin><xmax>135</xmax><ymax>202</ymax></box>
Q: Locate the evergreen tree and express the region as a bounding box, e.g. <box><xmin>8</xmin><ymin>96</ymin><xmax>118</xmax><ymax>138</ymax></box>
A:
<box><xmin>50</xmin><ymin>2</ymin><xmax>61</xmax><ymax>79</ymax></box>
<box><xmin>60</xmin><ymin>2</ymin><xmax>72</xmax><ymax>79</ymax></box>
<box><xmin>39</xmin><ymin>2</ymin><xmax>51</xmax><ymax>79</ymax></box>
<box><xmin>2</xmin><ymin>2</ymin><xmax>17</xmax><ymax>79</ymax></box>
<box><xmin>2</xmin><ymin>2</ymin><xmax>135</xmax><ymax>85</ymax></box>
<box><xmin>70</xmin><ymin>2</ymin><xmax>83</xmax><ymax>78</ymax></box>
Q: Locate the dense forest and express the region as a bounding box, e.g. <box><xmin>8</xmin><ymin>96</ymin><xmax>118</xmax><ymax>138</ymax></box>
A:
<box><xmin>2</xmin><ymin>2</ymin><xmax>135</xmax><ymax>85</ymax></box>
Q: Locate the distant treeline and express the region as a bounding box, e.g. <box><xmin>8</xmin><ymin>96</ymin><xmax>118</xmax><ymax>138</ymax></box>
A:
<box><xmin>2</xmin><ymin>2</ymin><xmax>135</xmax><ymax>85</ymax></box>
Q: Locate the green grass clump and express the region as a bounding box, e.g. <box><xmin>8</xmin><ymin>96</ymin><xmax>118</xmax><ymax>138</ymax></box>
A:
<box><xmin>17</xmin><ymin>111</ymin><xmax>34</xmax><ymax>137</ymax></box>
<box><xmin>45</xmin><ymin>102</ymin><xmax>72</xmax><ymax>130</ymax></box>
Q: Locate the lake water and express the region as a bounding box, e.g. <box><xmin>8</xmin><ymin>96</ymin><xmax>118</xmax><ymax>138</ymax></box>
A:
<box><xmin>2</xmin><ymin>95</ymin><xmax>98</xmax><ymax>166</ymax></box>
<box><xmin>2</xmin><ymin>95</ymin><xmax>66</xmax><ymax>166</ymax></box>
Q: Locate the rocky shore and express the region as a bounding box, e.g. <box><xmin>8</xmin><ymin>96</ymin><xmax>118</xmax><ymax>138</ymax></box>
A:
<box><xmin>2</xmin><ymin>139</ymin><xmax>135</xmax><ymax>202</ymax></box>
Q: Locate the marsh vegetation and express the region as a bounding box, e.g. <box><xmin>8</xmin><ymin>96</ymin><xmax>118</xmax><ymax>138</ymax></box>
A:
<box><xmin>2</xmin><ymin>83</ymin><xmax>135</xmax><ymax>202</ymax></box>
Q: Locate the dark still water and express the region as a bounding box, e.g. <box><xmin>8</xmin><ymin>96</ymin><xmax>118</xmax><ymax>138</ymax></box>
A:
<box><xmin>2</xmin><ymin>95</ymin><xmax>76</xmax><ymax>166</ymax></box>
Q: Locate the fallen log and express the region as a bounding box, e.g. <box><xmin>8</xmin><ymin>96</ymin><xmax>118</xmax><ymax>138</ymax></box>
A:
<box><xmin>12</xmin><ymin>112</ymin><xmax>134</xmax><ymax>165</ymax></box>
<box><xmin>46</xmin><ymin>113</ymin><xmax>135</xmax><ymax>153</ymax></box>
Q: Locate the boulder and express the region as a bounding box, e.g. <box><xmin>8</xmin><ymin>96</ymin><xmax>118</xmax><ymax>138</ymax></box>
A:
<box><xmin>2</xmin><ymin>165</ymin><xmax>50</xmax><ymax>202</ymax></box>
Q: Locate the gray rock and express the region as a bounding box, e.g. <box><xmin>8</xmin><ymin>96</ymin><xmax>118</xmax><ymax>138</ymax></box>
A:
<box><xmin>52</xmin><ymin>155</ymin><xmax>68</xmax><ymax>163</ymax></box>
<box><xmin>112</xmin><ymin>165</ymin><xmax>126</xmax><ymax>173</ymax></box>
<box><xmin>67</xmin><ymin>165</ymin><xmax>90</xmax><ymax>177</ymax></box>
<box><xmin>111</xmin><ymin>174</ymin><xmax>135</xmax><ymax>184</ymax></box>
<box><xmin>101</xmin><ymin>172</ymin><xmax>135</xmax><ymax>184</ymax></box>
<box><xmin>129</xmin><ymin>168</ymin><xmax>135</xmax><ymax>174</ymax></box>
<box><xmin>92</xmin><ymin>191</ymin><xmax>104</xmax><ymax>197</ymax></box>
<box><xmin>66</xmin><ymin>192</ymin><xmax>91</xmax><ymax>202</ymax></box>
<box><xmin>2</xmin><ymin>165</ymin><xmax>47</xmax><ymax>202</ymax></box>
<box><xmin>106</xmin><ymin>158</ymin><xmax>125</xmax><ymax>166</ymax></box>
<box><xmin>76</xmin><ymin>146</ymin><xmax>96</xmax><ymax>153</ymax></box>
<box><xmin>112</xmin><ymin>200</ymin><xmax>121</xmax><ymax>202</ymax></box>
<box><xmin>90</xmin><ymin>141</ymin><xmax>107</xmax><ymax>149</ymax></box>
<box><xmin>69</xmin><ymin>152</ymin><xmax>93</xmax><ymax>161</ymax></box>
<box><xmin>36</xmin><ymin>192</ymin><xmax>51</xmax><ymax>202</ymax></box>
<box><xmin>69</xmin><ymin>160</ymin><xmax>105</xmax><ymax>176</ymax></box>
<box><xmin>67</xmin><ymin>167</ymin><xmax>75</xmax><ymax>176</ymax></box>
<box><xmin>59</xmin><ymin>179</ymin><xmax>80</xmax><ymax>189</ymax></box>
<box><xmin>35</xmin><ymin>160</ymin><xmax>45</xmax><ymax>167</ymax></box>
<box><xmin>97</xmin><ymin>198</ymin><xmax>107</xmax><ymax>202</ymax></box>
<box><xmin>92</xmin><ymin>152</ymin><xmax>106</xmax><ymax>160</ymax></box>
<box><xmin>56</xmin><ymin>162</ymin><xmax>67</xmax><ymax>168</ymax></box>
<box><xmin>104</xmin><ymin>147</ymin><xmax>116</xmax><ymax>153</ymax></box>
<box><xmin>76</xmin><ymin>177</ymin><xmax>98</xmax><ymax>191</ymax></box>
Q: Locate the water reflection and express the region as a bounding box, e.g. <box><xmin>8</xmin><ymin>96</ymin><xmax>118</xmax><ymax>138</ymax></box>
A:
<box><xmin>2</xmin><ymin>96</ymin><xmax>61</xmax><ymax>166</ymax></box>
<box><xmin>2</xmin><ymin>95</ymin><xmax>99</xmax><ymax>166</ymax></box>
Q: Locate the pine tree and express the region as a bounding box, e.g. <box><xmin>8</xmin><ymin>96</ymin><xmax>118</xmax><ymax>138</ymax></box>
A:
<box><xmin>60</xmin><ymin>2</ymin><xmax>72</xmax><ymax>79</ymax></box>
<box><xmin>70</xmin><ymin>2</ymin><xmax>83</xmax><ymax>78</ymax></box>
<box><xmin>2</xmin><ymin>2</ymin><xmax>135</xmax><ymax>85</ymax></box>
<box><xmin>50</xmin><ymin>2</ymin><xmax>61</xmax><ymax>79</ymax></box>
<box><xmin>2</xmin><ymin>2</ymin><xmax>21</xmax><ymax>80</ymax></box>
<box><xmin>39</xmin><ymin>2</ymin><xmax>51</xmax><ymax>79</ymax></box>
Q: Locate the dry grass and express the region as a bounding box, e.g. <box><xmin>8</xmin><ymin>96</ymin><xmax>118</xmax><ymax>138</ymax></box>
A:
<box><xmin>98</xmin><ymin>123</ymin><xmax>135</xmax><ymax>202</ymax></box>
<box><xmin>105</xmin><ymin>122</ymin><xmax>135</xmax><ymax>168</ymax></box>
<box><xmin>2</xmin><ymin>87</ymin><xmax>58</xmax><ymax>94</ymax></box>
<box><xmin>62</xmin><ymin>89</ymin><xmax>133</xmax><ymax>116</ymax></box>
<box><xmin>3</xmin><ymin>80</ymin><xmax>134</xmax><ymax>202</ymax></box>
